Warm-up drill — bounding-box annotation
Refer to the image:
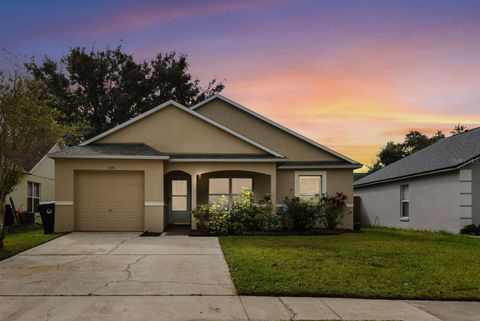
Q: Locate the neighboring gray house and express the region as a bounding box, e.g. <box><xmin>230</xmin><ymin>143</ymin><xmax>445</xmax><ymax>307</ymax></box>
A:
<box><xmin>354</xmin><ymin>128</ymin><xmax>480</xmax><ymax>233</ymax></box>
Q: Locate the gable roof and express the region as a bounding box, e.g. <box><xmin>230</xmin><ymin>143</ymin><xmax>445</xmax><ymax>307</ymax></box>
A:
<box><xmin>49</xmin><ymin>143</ymin><xmax>169</xmax><ymax>160</ymax></box>
<box><xmin>354</xmin><ymin>127</ymin><xmax>480</xmax><ymax>187</ymax></box>
<box><xmin>19</xmin><ymin>141</ymin><xmax>57</xmax><ymax>172</ymax></box>
<box><xmin>192</xmin><ymin>94</ymin><xmax>360</xmax><ymax>165</ymax></box>
<box><xmin>80</xmin><ymin>100</ymin><xmax>283</xmax><ymax>158</ymax></box>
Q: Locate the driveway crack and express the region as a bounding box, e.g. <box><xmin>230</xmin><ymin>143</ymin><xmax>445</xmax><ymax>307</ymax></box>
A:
<box><xmin>55</xmin><ymin>256</ymin><xmax>89</xmax><ymax>269</ymax></box>
<box><xmin>106</xmin><ymin>236</ymin><xmax>137</xmax><ymax>255</ymax></box>
<box><xmin>44</xmin><ymin>297</ymin><xmax>77</xmax><ymax>321</ymax></box>
<box><xmin>123</xmin><ymin>255</ymin><xmax>147</xmax><ymax>281</ymax></box>
<box><xmin>90</xmin><ymin>255</ymin><xmax>147</xmax><ymax>294</ymax></box>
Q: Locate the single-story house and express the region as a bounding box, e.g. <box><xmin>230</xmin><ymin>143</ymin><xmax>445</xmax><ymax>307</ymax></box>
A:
<box><xmin>7</xmin><ymin>142</ymin><xmax>62</xmax><ymax>215</ymax></box>
<box><xmin>49</xmin><ymin>95</ymin><xmax>361</xmax><ymax>232</ymax></box>
<box><xmin>354</xmin><ymin>127</ymin><xmax>480</xmax><ymax>233</ymax></box>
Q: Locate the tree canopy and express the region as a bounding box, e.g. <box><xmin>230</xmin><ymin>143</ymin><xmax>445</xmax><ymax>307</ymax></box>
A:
<box><xmin>26</xmin><ymin>46</ymin><xmax>224</xmax><ymax>143</ymax></box>
<box><xmin>0</xmin><ymin>70</ymin><xmax>69</xmax><ymax>247</ymax></box>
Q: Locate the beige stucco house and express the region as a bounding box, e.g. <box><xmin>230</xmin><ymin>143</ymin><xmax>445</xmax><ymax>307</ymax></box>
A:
<box><xmin>7</xmin><ymin>142</ymin><xmax>62</xmax><ymax>215</ymax></box>
<box><xmin>49</xmin><ymin>95</ymin><xmax>361</xmax><ymax>232</ymax></box>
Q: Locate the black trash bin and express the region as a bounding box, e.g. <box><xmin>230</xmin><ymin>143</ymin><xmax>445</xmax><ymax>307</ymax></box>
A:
<box><xmin>38</xmin><ymin>202</ymin><xmax>55</xmax><ymax>234</ymax></box>
<box><xmin>4</xmin><ymin>205</ymin><xmax>15</xmax><ymax>226</ymax></box>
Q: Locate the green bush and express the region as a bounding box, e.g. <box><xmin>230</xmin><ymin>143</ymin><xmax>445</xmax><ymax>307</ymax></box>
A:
<box><xmin>353</xmin><ymin>221</ymin><xmax>362</xmax><ymax>231</ymax></box>
<box><xmin>192</xmin><ymin>196</ymin><xmax>230</xmax><ymax>235</ymax></box>
<box><xmin>460</xmin><ymin>224</ymin><xmax>480</xmax><ymax>236</ymax></box>
<box><xmin>194</xmin><ymin>191</ymin><xmax>350</xmax><ymax>234</ymax></box>
<box><xmin>282</xmin><ymin>196</ymin><xmax>317</xmax><ymax>230</ymax></box>
<box><xmin>193</xmin><ymin>190</ymin><xmax>280</xmax><ymax>235</ymax></box>
<box><xmin>317</xmin><ymin>192</ymin><xmax>348</xmax><ymax>230</ymax></box>
<box><xmin>282</xmin><ymin>192</ymin><xmax>349</xmax><ymax>231</ymax></box>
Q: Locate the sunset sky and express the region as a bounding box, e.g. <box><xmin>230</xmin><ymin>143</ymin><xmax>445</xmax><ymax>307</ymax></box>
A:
<box><xmin>2</xmin><ymin>0</ymin><xmax>480</xmax><ymax>168</ymax></box>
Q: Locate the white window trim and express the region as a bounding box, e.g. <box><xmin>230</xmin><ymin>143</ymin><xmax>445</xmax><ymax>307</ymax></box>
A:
<box><xmin>294</xmin><ymin>171</ymin><xmax>327</xmax><ymax>199</ymax></box>
<box><xmin>400</xmin><ymin>185</ymin><xmax>409</xmax><ymax>219</ymax></box>
<box><xmin>27</xmin><ymin>181</ymin><xmax>40</xmax><ymax>212</ymax></box>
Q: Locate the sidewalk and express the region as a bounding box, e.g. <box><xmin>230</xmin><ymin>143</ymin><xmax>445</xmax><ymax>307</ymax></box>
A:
<box><xmin>240</xmin><ymin>296</ymin><xmax>479</xmax><ymax>321</ymax></box>
<box><xmin>1</xmin><ymin>295</ymin><xmax>479</xmax><ymax>321</ymax></box>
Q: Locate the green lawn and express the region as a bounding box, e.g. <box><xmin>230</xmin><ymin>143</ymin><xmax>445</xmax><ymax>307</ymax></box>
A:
<box><xmin>0</xmin><ymin>226</ymin><xmax>63</xmax><ymax>261</ymax></box>
<box><xmin>220</xmin><ymin>227</ymin><xmax>480</xmax><ymax>300</ymax></box>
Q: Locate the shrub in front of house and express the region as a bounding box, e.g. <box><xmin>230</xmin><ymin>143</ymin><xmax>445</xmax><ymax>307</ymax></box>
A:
<box><xmin>229</xmin><ymin>191</ymin><xmax>280</xmax><ymax>233</ymax></box>
<box><xmin>317</xmin><ymin>192</ymin><xmax>348</xmax><ymax>230</ymax></box>
<box><xmin>194</xmin><ymin>190</ymin><xmax>350</xmax><ymax>234</ymax></box>
<box><xmin>460</xmin><ymin>224</ymin><xmax>480</xmax><ymax>236</ymax></box>
<box><xmin>192</xmin><ymin>201</ymin><xmax>231</xmax><ymax>235</ymax></box>
<box><xmin>281</xmin><ymin>196</ymin><xmax>317</xmax><ymax>230</ymax></box>
<box><xmin>282</xmin><ymin>192</ymin><xmax>349</xmax><ymax>230</ymax></box>
<box><xmin>193</xmin><ymin>190</ymin><xmax>280</xmax><ymax>235</ymax></box>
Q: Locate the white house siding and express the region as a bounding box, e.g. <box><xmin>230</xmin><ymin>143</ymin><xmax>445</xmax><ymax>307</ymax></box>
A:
<box><xmin>355</xmin><ymin>171</ymin><xmax>461</xmax><ymax>233</ymax></box>
<box><xmin>465</xmin><ymin>161</ymin><xmax>480</xmax><ymax>225</ymax></box>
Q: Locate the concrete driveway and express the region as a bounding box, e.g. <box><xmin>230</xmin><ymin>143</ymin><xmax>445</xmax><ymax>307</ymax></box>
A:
<box><xmin>0</xmin><ymin>232</ymin><xmax>235</xmax><ymax>296</ymax></box>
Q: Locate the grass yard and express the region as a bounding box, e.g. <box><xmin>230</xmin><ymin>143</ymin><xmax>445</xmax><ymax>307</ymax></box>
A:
<box><xmin>220</xmin><ymin>227</ymin><xmax>480</xmax><ymax>300</ymax></box>
<box><xmin>0</xmin><ymin>225</ymin><xmax>63</xmax><ymax>261</ymax></box>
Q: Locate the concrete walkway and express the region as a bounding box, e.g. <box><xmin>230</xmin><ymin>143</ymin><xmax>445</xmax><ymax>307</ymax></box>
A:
<box><xmin>0</xmin><ymin>233</ymin><xmax>478</xmax><ymax>321</ymax></box>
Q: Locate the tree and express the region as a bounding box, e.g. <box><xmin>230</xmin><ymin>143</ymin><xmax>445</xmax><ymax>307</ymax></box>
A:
<box><xmin>0</xmin><ymin>70</ymin><xmax>68</xmax><ymax>248</ymax></box>
<box><xmin>367</xmin><ymin>129</ymin><xmax>447</xmax><ymax>173</ymax></box>
<box><xmin>451</xmin><ymin>124</ymin><xmax>467</xmax><ymax>135</ymax></box>
<box><xmin>403</xmin><ymin>130</ymin><xmax>445</xmax><ymax>154</ymax></box>
<box><xmin>26</xmin><ymin>46</ymin><xmax>224</xmax><ymax>143</ymax></box>
<box><xmin>377</xmin><ymin>141</ymin><xmax>405</xmax><ymax>167</ymax></box>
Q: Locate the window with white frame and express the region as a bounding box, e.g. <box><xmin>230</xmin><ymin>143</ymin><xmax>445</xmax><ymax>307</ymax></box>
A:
<box><xmin>295</xmin><ymin>171</ymin><xmax>325</xmax><ymax>202</ymax></box>
<box><xmin>208</xmin><ymin>177</ymin><xmax>252</xmax><ymax>207</ymax></box>
<box><xmin>400</xmin><ymin>184</ymin><xmax>409</xmax><ymax>219</ymax></box>
<box><xmin>27</xmin><ymin>182</ymin><xmax>40</xmax><ymax>212</ymax></box>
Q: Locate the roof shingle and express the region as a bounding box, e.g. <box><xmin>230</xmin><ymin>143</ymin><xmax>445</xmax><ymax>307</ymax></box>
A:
<box><xmin>19</xmin><ymin>141</ymin><xmax>56</xmax><ymax>172</ymax></box>
<box><xmin>49</xmin><ymin>143</ymin><xmax>167</xmax><ymax>158</ymax></box>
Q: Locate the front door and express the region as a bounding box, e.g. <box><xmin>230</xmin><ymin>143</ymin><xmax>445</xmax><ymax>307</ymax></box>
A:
<box><xmin>166</xmin><ymin>172</ymin><xmax>191</xmax><ymax>225</ymax></box>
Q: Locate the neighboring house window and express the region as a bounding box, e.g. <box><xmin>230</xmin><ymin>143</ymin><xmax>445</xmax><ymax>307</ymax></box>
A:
<box><xmin>27</xmin><ymin>182</ymin><xmax>40</xmax><ymax>212</ymax></box>
<box><xmin>208</xmin><ymin>177</ymin><xmax>253</xmax><ymax>207</ymax></box>
<box><xmin>294</xmin><ymin>171</ymin><xmax>326</xmax><ymax>202</ymax></box>
<box><xmin>400</xmin><ymin>184</ymin><xmax>409</xmax><ymax>219</ymax></box>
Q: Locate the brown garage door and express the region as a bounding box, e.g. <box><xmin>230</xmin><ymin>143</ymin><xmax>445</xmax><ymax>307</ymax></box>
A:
<box><xmin>75</xmin><ymin>171</ymin><xmax>144</xmax><ymax>231</ymax></box>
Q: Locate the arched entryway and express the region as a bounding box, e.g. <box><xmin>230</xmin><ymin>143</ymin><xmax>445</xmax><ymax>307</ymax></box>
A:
<box><xmin>164</xmin><ymin>171</ymin><xmax>192</xmax><ymax>226</ymax></box>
